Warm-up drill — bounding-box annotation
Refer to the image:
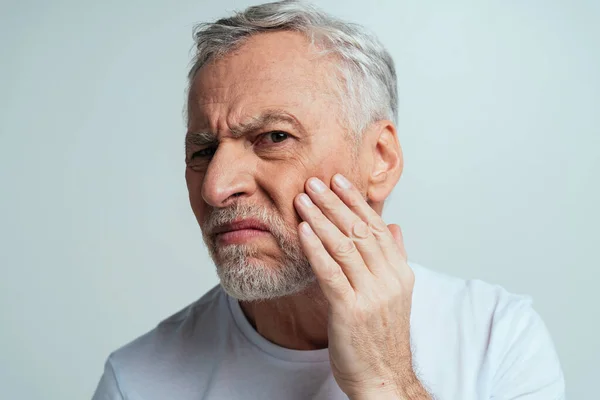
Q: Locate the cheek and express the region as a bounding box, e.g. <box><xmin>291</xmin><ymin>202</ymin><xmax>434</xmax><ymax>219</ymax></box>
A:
<box><xmin>185</xmin><ymin>168</ymin><xmax>206</xmax><ymax>214</ymax></box>
<box><xmin>255</xmin><ymin>153</ymin><xmax>338</xmax><ymax>225</ymax></box>
<box><xmin>256</xmin><ymin>162</ymin><xmax>306</xmax><ymax>223</ymax></box>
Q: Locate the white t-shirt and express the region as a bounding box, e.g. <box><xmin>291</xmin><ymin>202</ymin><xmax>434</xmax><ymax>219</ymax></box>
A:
<box><xmin>92</xmin><ymin>262</ymin><xmax>565</xmax><ymax>399</ymax></box>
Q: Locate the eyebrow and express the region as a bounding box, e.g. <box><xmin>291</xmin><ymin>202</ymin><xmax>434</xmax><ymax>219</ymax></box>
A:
<box><xmin>185</xmin><ymin>109</ymin><xmax>307</xmax><ymax>150</ymax></box>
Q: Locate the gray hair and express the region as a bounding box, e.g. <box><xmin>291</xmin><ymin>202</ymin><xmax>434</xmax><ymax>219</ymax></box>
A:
<box><xmin>187</xmin><ymin>0</ymin><xmax>398</xmax><ymax>139</ymax></box>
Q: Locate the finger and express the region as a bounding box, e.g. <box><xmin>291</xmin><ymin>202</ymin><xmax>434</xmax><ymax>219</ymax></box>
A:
<box><xmin>297</xmin><ymin>221</ymin><xmax>354</xmax><ymax>304</ymax></box>
<box><xmin>294</xmin><ymin>191</ymin><xmax>370</xmax><ymax>290</ymax></box>
<box><xmin>304</xmin><ymin>177</ymin><xmax>383</xmax><ymax>276</ymax></box>
<box><xmin>387</xmin><ymin>223</ymin><xmax>408</xmax><ymax>261</ymax></box>
<box><xmin>330</xmin><ymin>174</ymin><xmax>403</xmax><ymax>270</ymax></box>
<box><xmin>387</xmin><ymin>224</ymin><xmax>413</xmax><ymax>281</ymax></box>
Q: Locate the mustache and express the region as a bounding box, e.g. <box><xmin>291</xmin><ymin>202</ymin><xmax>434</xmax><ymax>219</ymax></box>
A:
<box><xmin>202</xmin><ymin>202</ymin><xmax>290</xmax><ymax>239</ymax></box>
<box><xmin>201</xmin><ymin>202</ymin><xmax>309</xmax><ymax>268</ymax></box>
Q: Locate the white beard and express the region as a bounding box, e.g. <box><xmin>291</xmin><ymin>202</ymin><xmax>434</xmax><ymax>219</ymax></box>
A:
<box><xmin>212</xmin><ymin>243</ymin><xmax>315</xmax><ymax>301</ymax></box>
<box><xmin>201</xmin><ymin>203</ymin><xmax>315</xmax><ymax>301</ymax></box>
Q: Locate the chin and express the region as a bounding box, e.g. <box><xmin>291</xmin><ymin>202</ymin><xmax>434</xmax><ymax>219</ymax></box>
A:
<box><xmin>214</xmin><ymin>251</ymin><xmax>316</xmax><ymax>302</ymax></box>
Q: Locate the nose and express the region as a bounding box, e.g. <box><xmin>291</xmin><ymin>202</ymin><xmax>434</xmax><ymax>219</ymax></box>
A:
<box><xmin>201</xmin><ymin>142</ymin><xmax>257</xmax><ymax>208</ymax></box>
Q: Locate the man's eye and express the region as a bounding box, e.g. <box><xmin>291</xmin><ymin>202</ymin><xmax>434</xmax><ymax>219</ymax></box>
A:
<box><xmin>264</xmin><ymin>131</ymin><xmax>289</xmax><ymax>143</ymax></box>
<box><xmin>191</xmin><ymin>147</ymin><xmax>216</xmax><ymax>159</ymax></box>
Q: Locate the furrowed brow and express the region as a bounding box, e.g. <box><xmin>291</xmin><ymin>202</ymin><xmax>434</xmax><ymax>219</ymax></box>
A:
<box><xmin>185</xmin><ymin>110</ymin><xmax>306</xmax><ymax>152</ymax></box>
<box><xmin>185</xmin><ymin>131</ymin><xmax>217</xmax><ymax>152</ymax></box>
<box><xmin>231</xmin><ymin>110</ymin><xmax>307</xmax><ymax>137</ymax></box>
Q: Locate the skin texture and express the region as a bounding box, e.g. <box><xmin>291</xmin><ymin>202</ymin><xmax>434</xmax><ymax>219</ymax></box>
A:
<box><xmin>185</xmin><ymin>31</ymin><xmax>431</xmax><ymax>399</ymax></box>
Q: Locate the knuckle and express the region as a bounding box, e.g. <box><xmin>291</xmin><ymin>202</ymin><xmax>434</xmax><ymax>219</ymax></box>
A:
<box><xmin>321</xmin><ymin>266</ymin><xmax>344</xmax><ymax>284</ymax></box>
<box><xmin>334</xmin><ymin>238</ymin><xmax>356</xmax><ymax>256</ymax></box>
<box><xmin>353</xmin><ymin>296</ymin><xmax>374</xmax><ymax>320</ymax></box>
<box><xmin>320</xmin><ymin>200</ymin><xmax>338</xmax><ymax>214</ymax></box>
<box><xmin>346</xmin><ymin>193</ymin><xmax>363</xmax><ymax>209</ymax></box>
<box><xmin>351</xmin><ymin>220</ymin><xmax>370</xmax><ymax>239</ymax></box>
<box><xmin>368</xmin><ymin>218</ymin><xmax>388</xmax><ymax>235</ymax></box>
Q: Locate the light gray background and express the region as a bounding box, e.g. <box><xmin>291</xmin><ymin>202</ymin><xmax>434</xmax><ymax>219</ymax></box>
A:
<box><xmin>1</xmin><ymin>0</ymin><xmax>598</xmax><ymax>398</ymax></box>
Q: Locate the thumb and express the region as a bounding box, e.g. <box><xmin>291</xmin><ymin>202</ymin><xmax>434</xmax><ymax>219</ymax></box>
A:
<box><xmin>387</xmin><ymin>223</ymin><xmax>408</xmax><ymax>261</ymax></box>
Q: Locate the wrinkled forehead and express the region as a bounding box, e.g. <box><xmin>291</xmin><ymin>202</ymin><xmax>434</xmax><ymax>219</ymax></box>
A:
<box><xmin>187</xmin><ymin>31</ymin><xmax>343</xmax><ymax>127</ymax></box>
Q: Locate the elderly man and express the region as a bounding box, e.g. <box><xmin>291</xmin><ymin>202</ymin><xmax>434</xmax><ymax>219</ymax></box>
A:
<box><xmin>93</xmin><ymin>1</ymin><xmax>565</xmax><ymax>399</ymax></box>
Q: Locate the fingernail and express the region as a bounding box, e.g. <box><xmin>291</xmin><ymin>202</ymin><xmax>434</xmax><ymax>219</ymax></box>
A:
<box><xmin>332</xmin><ymin>174</ymin><xmax>351</xmax><ymax>189</ymax></box>
<box><xmin>299</xmin><ymin>193</ymin><xmax>313</xmax><ymax>207</ymax></box>
<box><xmin>300</xmin><ymin>222</ymin><xmax>314</xmax><ymax>236</ymax></box>
<box><xmin>308</xmin><ymin>178</ymin><xmax>327</xmax><ymax>193</ymax></box>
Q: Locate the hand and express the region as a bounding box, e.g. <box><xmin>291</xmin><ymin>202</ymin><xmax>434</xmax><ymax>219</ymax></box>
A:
<box><xmin>294</xmin><ymin>174</ymin><xmax>429</xmax><ymax>399</ymax></box>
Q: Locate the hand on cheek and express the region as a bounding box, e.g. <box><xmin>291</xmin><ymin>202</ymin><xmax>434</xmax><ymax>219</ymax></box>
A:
<box><xmin>293</xmin><ymin>174</ymin><xmax>428</xmax><ymax>400</ymax></box>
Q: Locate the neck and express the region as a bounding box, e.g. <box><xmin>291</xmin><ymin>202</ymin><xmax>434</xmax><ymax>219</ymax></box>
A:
<box><xmin>238</xmin><ymin>281</ymin><xmax>330</xmax><ymax>350</ymax></box>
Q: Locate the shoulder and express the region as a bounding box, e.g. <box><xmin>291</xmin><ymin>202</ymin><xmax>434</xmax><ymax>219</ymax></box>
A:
<box><xmin>107</xmin><ymin>284</ymin><xmax>229</xmax><ymax>376</ymax></box>
<box><xmin>93</xmin><ymin>285</ymin><xmax>232</xmax><ymax>398</ymax></box>
<box><xmin>410</xmin><ymin>260</ymin><xmax>551</xmax><ymax>342</ymax></box>
<box><xmin>409</xmin><ymin>261</ymin><xmax>565</xmax><ymax>398</ymax></box>
<box><xmin>410</xmin><ymin>260</ymin><xmax>536</xmax><ymax>326</ymax></box>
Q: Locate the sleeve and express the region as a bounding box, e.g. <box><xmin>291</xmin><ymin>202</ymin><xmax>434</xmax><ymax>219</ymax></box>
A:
<box><xmin>92</xmin><ymin>356</ymin><xmax>125</xmax><ymax>400</ymax></box>
<box><xmin>489</xmin><ymin>297</ymin><xmax>565</xmax><ymax>399</ymax></box>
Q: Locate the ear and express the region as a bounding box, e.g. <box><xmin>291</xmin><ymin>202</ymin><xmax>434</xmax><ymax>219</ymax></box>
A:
<box><xmin>366</xmin><ymin>120</ymin><xmax>403</xmax><ymax>206</ymax></box>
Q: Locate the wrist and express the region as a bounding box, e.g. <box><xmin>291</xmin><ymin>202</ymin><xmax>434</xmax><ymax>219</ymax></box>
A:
<box><xmin>347</xmin><ymin>372</ymin><xmax>430</xmax><ymax>400</ymax></box>
<box><xmin>349</xmin><ymin>390</ymin><xmax>402</xmax><ymax>400</ymax></box>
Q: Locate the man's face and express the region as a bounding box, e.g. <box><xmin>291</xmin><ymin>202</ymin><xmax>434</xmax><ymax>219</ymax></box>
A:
<box><xmin>185</xmin><ymin>31</ymin><xmax>363</xmax><ymax>301</ymax></box>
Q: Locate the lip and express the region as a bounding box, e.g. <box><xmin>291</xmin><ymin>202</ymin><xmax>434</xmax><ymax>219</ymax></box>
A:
<box><xmin>216</xmin><ymin>228</ymin><xmax>271</xmax><ymax>245</ymax></box>
<box><xmin>213</xmin><ymin>219</ymin><xmax>270</xmax><ymax>235</ymax></box>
